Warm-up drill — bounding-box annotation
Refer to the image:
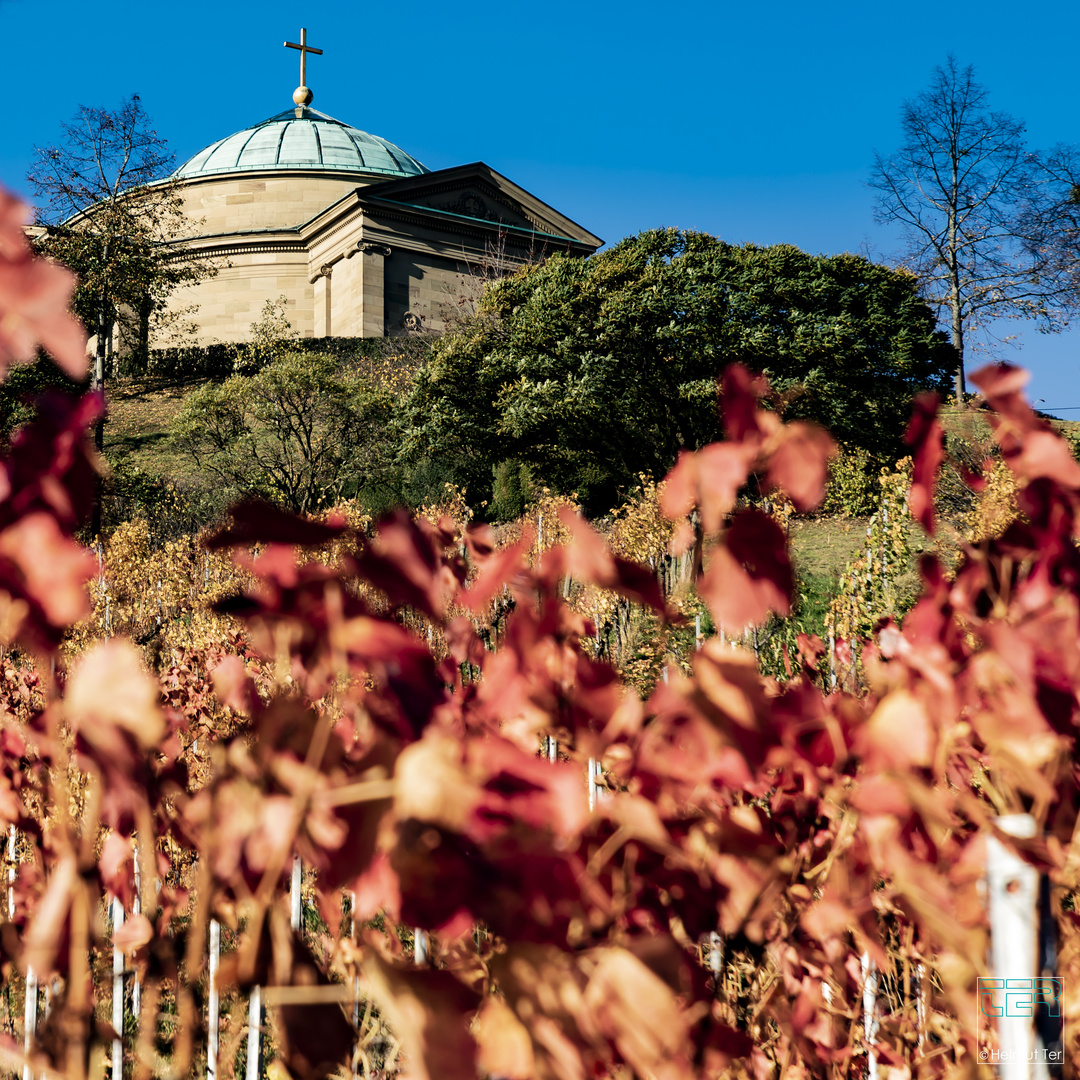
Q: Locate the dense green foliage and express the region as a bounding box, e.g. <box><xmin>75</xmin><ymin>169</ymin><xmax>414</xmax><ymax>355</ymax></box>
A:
<box><xmin>0</xmin><ymin>356</ymin><xmax>85</xmax><ymax>448</ymax></box>
<box><xmin>399</xmin><ymin>229</ymin><xmax>954</xmax><ymax>515</ymax></box>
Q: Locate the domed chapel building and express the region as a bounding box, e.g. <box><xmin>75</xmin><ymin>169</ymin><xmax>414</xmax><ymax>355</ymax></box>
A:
<box><xmin>164</xmin><ymin>29</ymin><xmax>602</xmax><ymax>344</ymax></box>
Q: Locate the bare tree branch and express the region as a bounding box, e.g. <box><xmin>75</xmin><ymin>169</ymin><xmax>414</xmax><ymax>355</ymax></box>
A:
<box><xmin>870</xmin><ymin>56</ymin><xmax>1080</xmax><ymax>402</ymax></box>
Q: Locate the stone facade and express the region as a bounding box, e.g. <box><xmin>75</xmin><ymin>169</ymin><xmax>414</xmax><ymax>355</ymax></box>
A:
<box><xmin>161</xmin><ymin>115</ymin><xmax>602</xmax><ymax>346</ymax></box>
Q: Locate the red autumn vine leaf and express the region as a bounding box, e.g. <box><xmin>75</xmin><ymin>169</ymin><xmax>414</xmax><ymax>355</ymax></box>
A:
<box><xmin>660</xmin><ymin>442</ymin><xmax>753</xmax><ymax>534</ymax></box>
<box><xmin>0</xmin><ymin>188</ymin><xmax>87</xmax><ymax>380</ymax></box>
<box><xmin>557</xmin><ymin>505</ymin><xmax>666</xmax><ymax>613</ymax></box>
<box><xmin>765</xmin><ymin>420</ymin><xmax>836</xmax><ymax>512</ymax></box>
<box><xmin>0</xmin><ymin>511</ymin><xmax>96</xmax><ymax>644</ymax></box>
<box><xmin>971</xmin><ymin>363</ymin><xmax>1080</xmax><ymax>490</ymax></box>
<box><xmin>905</xmin><ymin>391</ymin><xmax>944</xmax><ymax>534</ymax></box>
<box><xmin>698</xmin><ymin>509</ymin><xmax>794</xmax><ymax>631</ymax></box>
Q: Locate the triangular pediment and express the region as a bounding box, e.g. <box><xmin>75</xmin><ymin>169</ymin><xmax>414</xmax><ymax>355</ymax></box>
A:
<box><xmin>356</xmin><ymin>163</ymin><xmax>602</xmax><ymax>249</ymax></box>
<box><xmin>398</xmin><ymin>185</ymin><xmax>533</xmax><ymax>230</ymax></box>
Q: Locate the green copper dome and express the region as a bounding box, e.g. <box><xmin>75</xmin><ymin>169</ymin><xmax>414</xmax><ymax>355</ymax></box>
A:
<box><xmin>174</xmin><ymin>107</ymin><xmax>429</xmax><ymax>180</ymax></box>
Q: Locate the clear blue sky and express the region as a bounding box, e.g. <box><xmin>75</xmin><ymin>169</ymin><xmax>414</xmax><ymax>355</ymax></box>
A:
<box><xmin>3</xmin><ymin>0</ymin><xmax>1078</xmax><ymax>413</ymax></box>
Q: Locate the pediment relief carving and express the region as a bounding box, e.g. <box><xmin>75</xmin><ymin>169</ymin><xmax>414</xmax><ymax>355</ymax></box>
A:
<box><xmin>398</xmin><ymin>184</ymin><xmax>538</xmax><ymax>231</ymax></box>
<box><xmin>437</xmin><ymin>191</ymin><xmax>502</xmax><ymax>222</ymax></box>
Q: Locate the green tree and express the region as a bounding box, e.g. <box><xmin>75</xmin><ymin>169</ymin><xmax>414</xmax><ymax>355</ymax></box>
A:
<box><xmin>170</xmin><ymin>351</ymin><xmax>398</xmax><ymax>514</ymax></box>
<box><xmin>399</xmin><ymin>229</ymin><xmax>954</xmax><ymax>515</ymax></box>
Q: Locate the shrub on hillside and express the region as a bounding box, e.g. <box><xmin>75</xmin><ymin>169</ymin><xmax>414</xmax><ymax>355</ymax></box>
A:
<box><xmin>821</xmin><ymin>445</ymin><xmax>879</xmax><ymax>516</ymax></box>
<box><xmin>400</xmin><ymin>229</ymin><xmax>954</xmax><ymax>515</ymax></box>
<box><xmin>170</xmin><ymin>350</ymin><xmax>400</xmax><ymax>514</ymax></box>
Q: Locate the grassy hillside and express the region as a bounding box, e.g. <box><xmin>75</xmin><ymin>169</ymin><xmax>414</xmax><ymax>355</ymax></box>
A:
<box><xmin>106</xmin><ymin>377</ymin><xmax>198</xmax><ymax>478</ymax></box>
<box><xmin>101</xmin><ymin>374</ymin><xmax>1080</xmax><ymax>588</ymax></box>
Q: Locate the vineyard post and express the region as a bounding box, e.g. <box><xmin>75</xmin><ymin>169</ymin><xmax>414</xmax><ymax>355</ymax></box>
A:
<box><xmin>349</xmin><ymin>893</ymin><xmax>359</xmax><ymax>1080</ymax></box>
<box><xmin>587</xmin><ymin>758</ymin><xmax>600</xmax><ymax>813</ymax></box>
<box><xmin>697</xmin><ymin>627</ymin><xmax>726</xmax><ymax>992</ymax></box>
<box><xmin>860</xmin><ymin>951</ymin><xmax>879</xmax><ymax>1080</ymax></box>
<box><xmin>708</xmin><ymin>932</ymin><xmax>723</xmax><ymax>982</ymax></box>
<box><xmin>22</xmin><ymin>967</ymin><xmax>35</xmax><ymax>1080</ymax></box>
<box><xmin>7</xmin><ymin>825</ymin><xmax>14</xmax><ymax>918</ymax></box>
<box><xmin>916</xmin><ymin>962</ymin><xmax>926</xmax><ymax>1055</ymax></box>
<box><xmin>546</xmin><ymin>737</ymin><xmax>557</xmax><ymax>764</ymax></box>
<box><xmin>111</xmin><ymin>896</ymin><xmax>124</xmax><ymax>1080</ymax></box>
<box><xmin>245</xmin><ymin>987</ymin><xmax>261</xmax><ymax>1080</ymax></box>
<box><xmin>207</xmin><ymin>920</ymin><xmax>220</xmax><ymax>1080</ymax></box>
<box><xmin>132</xmin><ymin>847</ymin><xmax>141</xmax><ymax>1018</ymax></box>
<box><xmin>881</xmin><ymin>506</ymin><xmax>888</xmax><ymax>579</ymax></box>
<box><xmin>986</xmin><ymin>813</ymin><xmax>1046</xmax><ymax>1077</ymax></box>
<box><xmin>414</xmin><ymin>930</ymin><xmax>428</xmax><ymax>966</ymax></box>
<box><xmin>865</xmin><ymin>520</ymin><xmax>873</xmax><ymax>595</ymax></box>
<box><xmin>849</xmin><ymin>570</ymin><xmax>859</xmax><ymax>681</ymax></box>
<box><xmin>290</xmin><ymin>856</ymin><xmax>302</xmax><ymax>933</ymax></box>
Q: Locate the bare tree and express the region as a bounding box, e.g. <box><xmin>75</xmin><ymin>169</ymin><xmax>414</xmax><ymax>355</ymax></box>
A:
<box><xmin>439</xmin><ymin>228</ymin><xmax>561</xmax><ymax>335</ymax></box>
<box><xmin>871</xmin><ymin>57</ymin><xmax>1078</xmax><ymax>402</ymax></box>
<box><xmin>1023</xmin><ymin>143</ymin><xmax>1080</xmax><ymax>311</ymax></box>
<box><xmin>28</xmin><ymin>95</ymin><xmax>214</xmax><ymax>446</ymax></box>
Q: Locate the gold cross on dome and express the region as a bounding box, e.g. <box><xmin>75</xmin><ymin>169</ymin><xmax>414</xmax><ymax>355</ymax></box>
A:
<box><xmin>284</xmin><ymin>27</ymin><xmax>323</xmax><ymax>88</ymax></box>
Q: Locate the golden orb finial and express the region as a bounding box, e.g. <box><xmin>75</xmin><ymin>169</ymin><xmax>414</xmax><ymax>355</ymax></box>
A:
<box><xmin>293</xmin><ymin>85</ymin><xmax>313</xmax><ymax>107</ymax></box>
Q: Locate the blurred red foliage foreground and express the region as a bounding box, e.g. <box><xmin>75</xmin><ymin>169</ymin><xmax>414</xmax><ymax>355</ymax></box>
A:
<box><xmin>2</xmin><ymin>182</ymin><xmax>1080</xmax><ymax>1080</ymax></box>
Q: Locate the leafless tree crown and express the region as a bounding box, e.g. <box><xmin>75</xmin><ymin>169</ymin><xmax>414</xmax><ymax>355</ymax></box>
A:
<box><xmin>871</xmin><ymin>56</ymin><xmax>1080</xmax><ymax>402</ymax></box>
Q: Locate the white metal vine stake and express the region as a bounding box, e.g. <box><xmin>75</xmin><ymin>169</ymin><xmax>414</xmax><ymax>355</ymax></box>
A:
<box><xmin>207</xmin><ymin>920</ymin><xmax>220</xmax><ymax>1080</ymax></box>
<box><xmin>414</xmin><ymin>929</ymin><xmax>428</xmax><ymax>966</ymax></box>
<box><xmin>112</xmin><ymin>896</ymin><xmax>124</xmax><ymax>1080</ymax></box>
<box><xmin>245</xmin><ymin>987</ymin><xmax>261</xmax><ymax>1080</ymax></box>
<box><xmin>23</xmin><ymin>966</ymin><xmax>36</xmax><ymax>1080</ymax></box>
<box><xmin>860</xmin><ymin>951</ymin><xmax>879</xmax><ymax>1080</ymax></box>
<box><xmin>132</xmin><ymin>846</ymin><xmax>141</xmax><ymax>1017</ymax></box>
<box><xmin>291</xmin><ymin>854</ymin><xmax>302</xmax><ymax>933</ymax></box>
<box><xmin>349</xmin><ymin>892</ymin><xmax>359</xmax><ymax>1080</ymax></box>
<box><xmin>7</xmin><ymin>824</ymin><xmax>15</xmax><ymax>919</ymax></box>
<box><xmin>985</xmin><ymin>813</ymin><xmax>1057</xmax><ymax>1080</ymax></box>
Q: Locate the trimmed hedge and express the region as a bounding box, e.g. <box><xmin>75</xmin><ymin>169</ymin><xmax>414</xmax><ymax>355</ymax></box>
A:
<box><xmin>138</xmin><ymin>336</ymin><xmax>430</xmax><ymax>381</ymax></box>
